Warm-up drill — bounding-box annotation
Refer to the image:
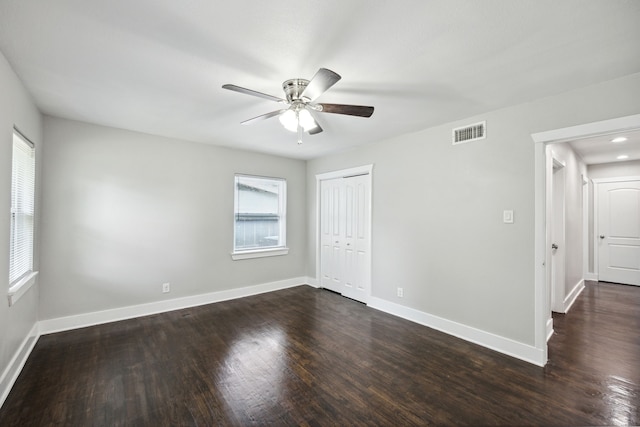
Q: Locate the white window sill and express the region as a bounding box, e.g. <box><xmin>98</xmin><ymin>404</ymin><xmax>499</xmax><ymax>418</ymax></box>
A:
<box><xmin>8</xmin><ymin>271</ymin><xmax>38</xmax><ymax>307</ymax></box>
<box><xmin>231</xmin><ymin>247</ymin><xmax>289</xmax><ymax>261</ymax></box>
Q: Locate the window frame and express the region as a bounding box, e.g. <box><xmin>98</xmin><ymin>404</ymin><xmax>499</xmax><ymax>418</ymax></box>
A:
<box><xmin>231</xmin><ymin>174</ymin><xmax>288</xmax><ymax>260</ymax></box>
<box><xmin>8</xmin><ymin>128</ymin><xmax>38</xmax><ymax>306</ymax></box>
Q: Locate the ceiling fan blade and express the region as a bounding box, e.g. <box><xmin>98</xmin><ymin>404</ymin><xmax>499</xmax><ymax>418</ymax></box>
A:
<box><xmin>309</xmin><ymin>126</ymin><xmax>323</xmax><ymax>135</ymax></box>
<box><xmin>309</xmin><ymin>117</ymin><xmax>322</xmax><ymax>135</ymax></box>
<box><xmin>240</xmin><ymin>110</ymin><xmax>286</xmax><ymax>125</ymax></box>
<box><xmin>222</xmin><ymin>84</ymin><xmax>285</xmax><ymax>103</ymax></box>
<box><xmin>300</xmin><ymin>68</ymin><xmax>341</xmax><ymax>101</ymax></box>
<box><xmin>307</xmin><ymin>110</ymin><xmax>323</xmax><ymax>135</ymax></box>
<box><xmin>318</xmin><ymin>103</ymin><xmax>374</xmax><ymax>117</ymax></box>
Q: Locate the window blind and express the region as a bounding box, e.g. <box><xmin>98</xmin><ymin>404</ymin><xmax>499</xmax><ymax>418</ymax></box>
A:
<box><xmin>9</xmin><ymin>130</ymin><xmax>35</xmax><ymax>285</ymax></box>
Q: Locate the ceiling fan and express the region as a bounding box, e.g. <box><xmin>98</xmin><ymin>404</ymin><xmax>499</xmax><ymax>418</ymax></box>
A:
<box><xmin>222</xmin><ymin>68</ymin><xmax>374</xmax><ymax>144</ymax></box>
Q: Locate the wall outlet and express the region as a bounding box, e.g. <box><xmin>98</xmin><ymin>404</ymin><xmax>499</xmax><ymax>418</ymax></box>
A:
<box><xmin>162</xmin><ymin>282</ymin><xmax>170</xmax><ymax>293</ymax></box>
<box><xmin>397</xmin><ymin>287</ymin><xmax>404</xmax><ymax>298</ymax></box>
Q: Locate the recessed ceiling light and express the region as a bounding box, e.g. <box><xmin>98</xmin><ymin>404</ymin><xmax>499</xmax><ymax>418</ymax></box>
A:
<box><xmin>611</xmin><ymin>137</ymin><xmax>627</xmax><ymax>143</ymax></box>
<box><xmin>617</xmin><ymin>155</ymin><xmax>629</xmax><ymax>160</ymax></box>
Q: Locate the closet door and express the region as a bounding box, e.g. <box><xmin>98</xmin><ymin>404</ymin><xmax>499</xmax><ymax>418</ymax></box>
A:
<box><xmin>320</xmin><ymin>175</ymin><xmax>370</xmax><ymax>303</ymax></box>
<box><xmin>341</xmin><ymin>174</ymin><xmax>370</xmax><ymax>302</ymax></box>
<box><xmin>320</xmin><ymin>178</ymin><xmax>343</xmax><ymax>293</ymax></box>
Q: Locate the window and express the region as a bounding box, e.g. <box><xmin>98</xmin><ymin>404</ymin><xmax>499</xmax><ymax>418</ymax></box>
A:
<box><xmin>8</xmin><ymin>130</ymin><xmax>37</xmax><ymax>304</ymax></box>
<box><xmin>232</xmin><ymin>174</ymin><xmax>287</xmax><ymax>260</ymax></box>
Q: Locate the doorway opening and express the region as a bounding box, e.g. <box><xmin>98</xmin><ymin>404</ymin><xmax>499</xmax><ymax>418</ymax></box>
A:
<box><xmin>533</xmin><ymin>113</ymin><xmax>640</xmax><ymax>366</ymax></box>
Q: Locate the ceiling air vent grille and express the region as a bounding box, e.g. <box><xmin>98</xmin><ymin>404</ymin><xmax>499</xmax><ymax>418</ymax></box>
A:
<box><xmin>452</xmin><ymin>121</ymin><xmax>486</xmax><ymax>145</ymax></box>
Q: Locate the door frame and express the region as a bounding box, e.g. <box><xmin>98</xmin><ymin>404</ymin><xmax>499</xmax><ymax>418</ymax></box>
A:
<box><xmin>592</xmin><ymin>176</ymin><xmax>640</xmax><ymax>280</ymax></box>
<box><xmin>315</xmin><ymin>164</ymin><xmax>373</xmax><ymax>302</ymax></box>
<box><xmin>532</xmin><ymin>113</ymin><xmax>640</xmax><ymax>366</ymax></box>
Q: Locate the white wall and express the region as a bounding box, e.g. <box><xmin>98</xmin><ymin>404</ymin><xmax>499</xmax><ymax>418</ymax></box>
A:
<box><xmin>39</xmin><ymin>117</ymin><xmax>307</xmax><ymax>320</ymax></box>
<box><xmin>0</xmin><ymin>52</ymin><xmax>42</xmax><ymax>398</ymax></box>
<box><xmin>588</xmin><ymin>159</ymin><xmax>640</xmax><ymax>179</ymax></box>
<box><xmin>307</xmin><ymin>72</ymin><xmax>640</xmax><ymax>347</ymax></box>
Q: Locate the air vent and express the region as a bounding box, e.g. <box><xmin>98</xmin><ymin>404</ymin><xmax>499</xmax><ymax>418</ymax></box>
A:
<box><xmin>452</xmin><ymin>121</ymin><xmax>486</xmax><ymax>145</ymax></box>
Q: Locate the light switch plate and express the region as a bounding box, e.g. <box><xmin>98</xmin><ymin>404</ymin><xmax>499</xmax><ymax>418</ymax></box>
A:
<box><xmin>503</xmin><ymin>210</ymin><xmax>514</xmax><ymax>224</ymax></box>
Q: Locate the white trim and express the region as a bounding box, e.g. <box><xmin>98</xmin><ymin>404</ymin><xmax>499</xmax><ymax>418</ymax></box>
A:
<box><xmin>533</xmin><ymin>140</ymin><xmax>548</xmax><ymax>363</ymax></box>
<box><xmin>315</xmin><ymin>164</ymin><xmax>373</xmax><ymax>181</ymax></box>
<box><xmin>231</xmin><ymin>247</ymin><xmax>289</xmax><ymax>260</ymax></box>
<box><xmin>305</xmin><ymin>276</ymin><xmax>320</xmax><ymax>287</ymax></box>
<box><xmin>7</xmin><ymin>271</ymin><xmax>38</xmax><ymax>306</ymax></box>
<box><xmin>552</xmin><ymin>156</ymin><xmax>565</xmax><ymax>169</ymax></box>
<box><xmin>39</xmin><ymin>277</ymin><xmax>309</xmax><ymax>335</ymax></box>
<box><xmin>592</xmin><ymin>176</ymin><xmax>640</xmax><ymax>184</ymax></box>
<box><xmin>531</xmin><ymin>113</ymin><xmax>640</xmax><ymax>367</ymax></box>
<box><xmin>546</xmin><ymin>317</ymin><xmax>554</xmax><ymax>342</ymax></box>
<box><xmin>564</xmin><ymin>279</ymin><xmax>585</xmax><ymax>313</ymax></box>
<box><xmin>368</xmin><ymin>297</ymin><xmax>545</xmax><ymax>366</ymax></box>
<box><xmin>0</xmin><ymin>323</ymin><xmax>40</xmax><ymax>409</ymax></box>
<box><xmin>584</xmin><ymin>272</ymin><xmax>598</xmax><ymax>281</ymax></box>
<box><xmin>531</xmin><ymin>114</ymin><xmax>640</xmax><ymax>144</ymax></box>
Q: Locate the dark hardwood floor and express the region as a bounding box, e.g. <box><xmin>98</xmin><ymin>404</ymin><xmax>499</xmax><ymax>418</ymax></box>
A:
<box><xmin>1</xmin><ymin>281</ymin><xmax>638</xmax><ymax>426</ymax></box>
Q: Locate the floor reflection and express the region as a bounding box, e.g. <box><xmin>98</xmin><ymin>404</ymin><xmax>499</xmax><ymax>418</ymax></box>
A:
<box><xmin>605</xmin><ymin>375</ymin><xmax>636</xmax><ymax>426</ymax></box>
<box><xmin>217</xmin><ymin>325</ymin><xmax>287</xmax><ymax>419</ymax></box>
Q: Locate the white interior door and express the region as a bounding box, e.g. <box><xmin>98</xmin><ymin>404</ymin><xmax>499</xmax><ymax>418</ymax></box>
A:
<box><xmin>341</xmin><ymin>175</ymin><xmax>370</xmax><ymax>302</ymax></box>
<box><xmin>319</xmin><ymin>174</ymin><xmax>371</xmax><ymax>303</ymax></box>
<box><xmin>597</xmin><ymin>180</ymin><xmax>640</xmax><ymax>286</ymax></box>
<box><xmin>320</xmin><ymin>178</ymin><xmax>342</xmax><ymax>293</ymax></box>
<box><xmin>551</xmin><ymin>160</ymin><xmax>566</xmax><ymax>312</ymax></box>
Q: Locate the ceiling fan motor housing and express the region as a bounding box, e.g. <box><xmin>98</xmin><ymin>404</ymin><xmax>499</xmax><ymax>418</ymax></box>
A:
<box><xmin>282</xmin><ymin>79</ymin><xmax>310</xmax><ymax>103</ymax></box>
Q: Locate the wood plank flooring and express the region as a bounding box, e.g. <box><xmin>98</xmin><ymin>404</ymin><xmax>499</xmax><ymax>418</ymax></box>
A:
<box><xmin>0</xmin><ymin>281</ymin><xmax>638</xmax><ymax>426</ymax></box>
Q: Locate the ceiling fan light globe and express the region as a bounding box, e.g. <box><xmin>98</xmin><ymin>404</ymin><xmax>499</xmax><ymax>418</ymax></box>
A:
<box><xmin>279</xmin><ymin>109</ymin><xmax>298</xmax><ymax>132</ymax></box>
<box><xmin>298</xmin><ymin>109</ymin><xmax>316</xmax><ymax>132</ymax></box>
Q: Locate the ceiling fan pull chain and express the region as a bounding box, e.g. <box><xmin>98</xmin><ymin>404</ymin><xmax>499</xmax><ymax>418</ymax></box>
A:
<box><xmin>297</xmin><ymin>112</ymin><xmax>303</xmax><ymax>144</ymax></box>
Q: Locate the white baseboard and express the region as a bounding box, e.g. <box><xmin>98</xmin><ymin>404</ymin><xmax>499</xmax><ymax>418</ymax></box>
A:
<box><xmin>584</xmin><ymin>272</ymin><xmax>598</xmax><ymax>282</ymax></box>
<box><xmin>40</xmin><ymin>277</ymin><xmax>309</xmax><ymax>335</ymax></box>
<box><xmin>0</xmin><ymin>323</ymin><xmax>40</xmax><ymax>409</ymax></box>
<box><xmin>546</xmin><ymin>317</ymin><xmax>554</xmax><ymax>342</ymax></box>
<box><xmin>368</xmin><ymin>297</ymin><xmax>546</xmax><ymax>367</ymax></box>
<box><xmin>564</xmin><ymin>279</ymin><xmax>585</xmax><ymax>313</ymax></box>
<box><xmin>305</xmin><ymin>276</ymin><xmax>320</xmax><ymax>287</ymax></box>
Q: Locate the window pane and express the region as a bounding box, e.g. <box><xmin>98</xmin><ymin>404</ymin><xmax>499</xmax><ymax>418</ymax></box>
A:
<box><xmin>234</xmin><ymin>175</ymin><xmax>285</xmax><ymax>251</ymax></box>
<box><xmin>9</xmin><ymin>131</ymin><xmax>36</xmax><ymax>284</ymax></box>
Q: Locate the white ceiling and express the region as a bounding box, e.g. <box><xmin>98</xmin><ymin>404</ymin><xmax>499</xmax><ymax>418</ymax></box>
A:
<box><xmin>0</xmin><ymin>1</ymin><xmax>639</xmax><ymax>160</ymax></box>
<box><xmin>568</xmin><ymin>129</ymin><xmax>640</xmax><ymax>165</ymax></box>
